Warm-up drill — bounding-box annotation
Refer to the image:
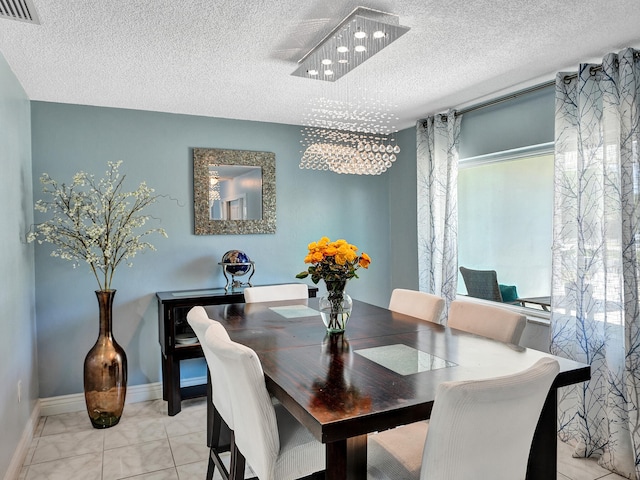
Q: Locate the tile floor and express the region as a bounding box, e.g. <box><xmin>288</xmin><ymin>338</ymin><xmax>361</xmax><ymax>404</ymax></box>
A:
<box><xmin>18</xmin><ymin>397</ymin><xmax>628</xmax><ymax>480</ymax></box>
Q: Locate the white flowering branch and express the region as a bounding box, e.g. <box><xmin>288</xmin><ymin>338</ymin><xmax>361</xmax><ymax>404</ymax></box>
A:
<box><xmin>27</xmin><ymin>161</ymin><xmax>167</xmax><ymax>291</ymax></box>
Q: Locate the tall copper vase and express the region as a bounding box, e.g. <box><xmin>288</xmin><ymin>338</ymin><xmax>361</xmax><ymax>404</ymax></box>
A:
<box><xmin>84</xmin><ymin>289</ymin><xmax>127</xmax><ymax>428</ymax></box>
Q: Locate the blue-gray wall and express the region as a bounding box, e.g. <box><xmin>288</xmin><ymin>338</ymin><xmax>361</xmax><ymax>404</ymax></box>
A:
<box><xmin>30</xmin><ymin>102</ymin><xmax>419</xmax><ymax>398</ymax></box>
<box><xmin>389</xmin><ymin>126</ymin><xmax>419</xmax><ymax>289</ymax></box>
<box><xmin>0</xmin><ymin>53</ymin><xmax>37</xmax><ymax>477</ymax></box>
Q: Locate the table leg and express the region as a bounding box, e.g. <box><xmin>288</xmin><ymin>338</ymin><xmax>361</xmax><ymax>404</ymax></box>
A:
<box><xmin>527</xmin><ymin>388</ymin><xmax>557</xmax><ymax>479</ymax></box>
<box><xmin>161</xmin><ymin>354</ymin><xmax>169</xmax><ymax>401</ymax></box>
<box><xmin>325</xmin><ymin>435</ymin><xmax>367</xmax><ymax>480</ymax></box>
<box><xmin>166</xmin><ymin>356</ymin><xmax>182</xmax><ymax>416</ymax></box>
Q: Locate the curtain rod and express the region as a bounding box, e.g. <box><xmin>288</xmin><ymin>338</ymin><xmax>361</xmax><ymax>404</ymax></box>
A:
<box><xmin>432</xmin><ymin>53</ymin><xmax>638</xmax><ymax>123</ymax></box>
<box><xmin>452</xmin><ymin>61</ymin><xmax>615</xmax><ymax>118</ymax></box>
<box><xmin>428</xmin><ymin>80</ymin><xmax>556</xmax><ymax>125</ymax></box>
<box><xmin>455</xmin><ymin>80</ymin><xmax>555</xmax><ymax>117</ymax></box>
<box><xmin>430</xmin><ymin>48</ymin><xmax>640</xmax><ymax>122</ymax></box>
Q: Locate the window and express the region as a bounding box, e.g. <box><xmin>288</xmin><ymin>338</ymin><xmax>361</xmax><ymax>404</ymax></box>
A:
<box><xmin>457</xmin><ymin>148</ymin><xmax>553</xmax><ymax>306</ymax></box>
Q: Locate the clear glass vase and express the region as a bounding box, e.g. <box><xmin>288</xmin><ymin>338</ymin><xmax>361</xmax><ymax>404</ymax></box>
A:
<box><xmin>319</xmin><ymin>281</ymin><xmax>353</xmax><ymax>334</ymax></box>
<box><xmin>83</xmin><ymin>290</ymin><xmax>128</xmax><ymax>428</ymax></box>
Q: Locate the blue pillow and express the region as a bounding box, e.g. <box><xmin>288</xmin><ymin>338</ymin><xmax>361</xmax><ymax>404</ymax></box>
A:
<box><xmin>499</xmin><ymin>284</ymin><xmax>519</xmax><ymax>303</ymax></box>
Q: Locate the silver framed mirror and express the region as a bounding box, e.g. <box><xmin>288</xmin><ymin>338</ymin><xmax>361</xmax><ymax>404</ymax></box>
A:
<box><xmin>193</xmin><ymin>148</ymin><xmax>276</xmax><ymax>235</ymax></box>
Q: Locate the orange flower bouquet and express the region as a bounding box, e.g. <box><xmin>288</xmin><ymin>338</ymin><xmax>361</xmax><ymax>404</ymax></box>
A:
<box><xmin>297</xmin><ymin>237</ymin><xmax>371</xmax><ymax>333</ymax></box>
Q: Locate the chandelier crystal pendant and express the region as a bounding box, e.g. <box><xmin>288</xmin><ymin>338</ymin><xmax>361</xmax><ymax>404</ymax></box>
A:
<box><xmin>293</xmin><ymin>7</ymin><xmax>409</xmax><ymax>175</ymax></box>
<box><xmin>299</xmin><ymin>95</ymin><xmax>402</xmax><ymax>175</ymax></box>
<box><xmin>209</xmin><ymin>170</ymin><xmax>221</xmax><ymax>202</ymax></box>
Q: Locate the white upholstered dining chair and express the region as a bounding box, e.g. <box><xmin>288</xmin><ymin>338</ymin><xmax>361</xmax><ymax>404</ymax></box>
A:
<box><xmin>187</xmin><ymin>306</ymin><xmax>236</xmax><ymax>480</ymax></box>
<box><xmin>368</xmin><ymin>357</ymin><xmax>560</xmax><ymax>480</ymax></box>
<box><xmin>388</xmin><ymin>288</ymin><xmax>445</xmax><ymax>324</ymax></box>
<box><xmin>243</xmin><ymin>283</ymin><xmax>309</xmax><ymax>303</ymax></box>
<box><xmin>447</xmin><ymin>299</ymin><xmax>527</xmax><ymax>344</ymax></box>
<box><xmin>203</xmin><ymin>319</ymin><xmax>325</xmax><ymax>480</ymax></box>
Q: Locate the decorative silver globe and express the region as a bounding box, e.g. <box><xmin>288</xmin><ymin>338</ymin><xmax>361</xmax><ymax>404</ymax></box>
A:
<box><xmin>219</xmin><ymin>250</ymin><xmax>255</xmax><ymax>291</ymax></box>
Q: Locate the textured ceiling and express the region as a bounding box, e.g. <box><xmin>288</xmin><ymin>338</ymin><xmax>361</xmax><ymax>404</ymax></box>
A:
<box><xmin>1</xmin><ymin>0</ymin><xmax>640</xmax><ymax>130</ymax></box>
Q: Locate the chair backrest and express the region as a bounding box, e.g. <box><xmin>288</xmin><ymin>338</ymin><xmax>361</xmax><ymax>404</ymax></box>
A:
<box><xmin>447</xmin><ymin>300</ymin><xmax>526</xmax><ymax>345</ymax></box>
<box><xmin>243</xmin><ymin>283</ymin><xmax>309</xmax><ymax>303</ymax></box>
<box><xmin>388</xmin><ymin>289</ymin><xmax>445</xmax><ymax>324</ymax></box>
<box><xmin>204</xmin><ymin>326</ymin><xmax>279</xmax><ymax>480</ymax></box>
<box><xmin>459</xmin><ymin>266</ymin><xmax>503</xmax><ymax>302</ymax></box>
<box><xmin>186</xmin><ymin>306</ymin><xmax>234</xmax><ymax>428</ymax></box>
<box><xmin>420</xmin><ymin>357</ymin><xmax>560</xmax><ymax>480</ymax></box>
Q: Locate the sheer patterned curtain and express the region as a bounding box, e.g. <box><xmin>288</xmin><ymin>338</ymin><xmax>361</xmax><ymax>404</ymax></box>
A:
<box><xmin>551</xmin><ymin>47</ymin><xmax>640</xmax><ymax>479</ymax></box>
<box><xmin>417</xmin><ymin>112</ymin><xmax>461</xmax><ymax>321</ymax></box>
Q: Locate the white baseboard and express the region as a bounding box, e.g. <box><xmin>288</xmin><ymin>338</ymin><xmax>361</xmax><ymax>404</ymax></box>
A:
<box><xmin>38</xmin><ymin>377</ymin><xmax>206</xmax><ymax>417</ymax></box>
<box><xmin>3</xmin><ymin>402</ymin><xmax>40</xmax><ymax>480</ymax></box>
<box><xmin>39</xmin><ymin>381</ymin><xmax>162</xmax><ymax>417</ymax></box>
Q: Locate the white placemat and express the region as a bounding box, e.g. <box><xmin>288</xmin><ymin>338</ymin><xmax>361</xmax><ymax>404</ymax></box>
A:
<box><xmin>355</xmin><ymin>344</ymin><xmax>457</xmax><ymax>375</ymax></box>
<box><xmin>269</xmin><ymin>305</ymin><xmax>320</xmax><ymax>319</ymax></box>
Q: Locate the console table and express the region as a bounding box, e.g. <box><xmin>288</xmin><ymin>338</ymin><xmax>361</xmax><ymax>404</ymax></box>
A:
<box><xmin>156</xmin><ymin>285</ymin><xmax>318</xmax><ymax>415</ymax></box>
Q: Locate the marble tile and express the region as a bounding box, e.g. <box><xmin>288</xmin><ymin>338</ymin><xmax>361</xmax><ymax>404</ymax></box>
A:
<box><xmin>41</xmin><ymin>411</ymin><xmax>94</xmax><ymax>436</ymax></box>
<box><xmin>162</xmin><ymin>409</ymin><xmax>206</xmax><ymax>438</ymax></box>
<box><xmin>120</xmin><ymin>399</ymin><xmax>167</xmax><ymax>420</ymax></box>
<box><xmin>25</xmin><ymin>452</ymin><xmax>103</xmax><ymax>480</ymax></box>
<box><xmin>168</xmin><ymin>432</ymin><xmax>209</xmax><ymax>466</ymax></box>
<box><xmin>31</xmin><ymin>429</ymin><xmax>104</xmax><ymax>464</ymax></box>
<box><xmin>17</xmin><ymin>466</ymin><xmax>28</xmax><ymax>480</ymax></box>
<box><xmin>121</xmin><ymin>468</ymin><xmax>179</xmax><ymax>479</ymax></box>
<box><xmin>23</xmin><ymin>438</ymin><xmax>39</xmax><ymax>466</ymax></box>
<box><xmin>102</xmin><ymin>439</ymin><xmax>174</xmax><ymax>480</ymax></box>
<box><xmin>34</xmin><ymin>416</ymin><xmax>47</xmax><ymax>438</ymax></box>
<box><xmin>597</xmin><ymin>472</ymin><xmax>633</xmax><ymax>479</ymax></box>
<box><xmin>175</xmin><ymin>456</ymin><xmax>241</xmax><ymax>480</ymax></box>
<box><xmin>175</xmin><ymin>461</ymin><xmax>221</xmax><ymax>480</ymax></box>
<box><xmin>179</xmin><ymin>398</ymin><xmax>207</xmax><ymax>412</ymax></box>
<box><xmin>175</xmin><ymin>461</ymin><xmax>208</xmax><ymax>480</ymax></box>
<box><xmin>557</xmin><ymin>441</ymin><xmax>629</xmax><ymax>480</ymax></box>
<box><xmin>104</xmin><ymin>418</ymin><xmax>168</xmax><ymax>450</ymax></box>
<box><xmin>25</xmin><ymin>404</ymin><xmax>631</xmax><ymax>480</ymax></box>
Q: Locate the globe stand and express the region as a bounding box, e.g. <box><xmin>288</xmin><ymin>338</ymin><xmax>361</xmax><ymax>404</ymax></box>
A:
<box><xmin>219</xmin><ymin>261</ymin><xmax>255</xmax><ymax>291</ymax></box>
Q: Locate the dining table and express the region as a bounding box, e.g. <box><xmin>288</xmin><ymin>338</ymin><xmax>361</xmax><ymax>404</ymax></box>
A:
<box><xmin>203</xmin><ymin>297</ymin><xmax>590</xmax><ymax>480</ymax></box>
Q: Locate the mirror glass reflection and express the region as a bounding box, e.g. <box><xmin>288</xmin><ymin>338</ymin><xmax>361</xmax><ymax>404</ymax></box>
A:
<box><xmin>209</xmin><ymin>165</ymin><xmax>263</xmax><ymax>220</ymax></box>
<box><xmin>193</xmin><ymin>147</ymin><xmax>275</xmax><ymax>235</ymax></box>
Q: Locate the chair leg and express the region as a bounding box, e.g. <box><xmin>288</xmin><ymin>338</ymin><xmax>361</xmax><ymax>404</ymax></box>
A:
<box><xmin>229</xmin><ymin>432</ymin><xmax>246</xmax><ymax>480</ymax></box>
<box><xmin>207</xmin><ymin>370</ymin><xmax>214</xmax><ymax>448</ymax></box>
<box><xmin>208</xmin><ymin>412</ymin><xmax>233</xmax><ymax>480</ymax></box>
<box><xmin>208</xmin><ymin>372</ymin><xmax>231</xmax><ymax>453</ymax></box>
<box><xmin>206</xmin><ymin>449</ymin><xmax>215</xmax><ymax>480</ymax></box>
<box><xmin>207</xmin><ymin>371</ymin><xmax>235</xmax><ymax>480</ymax></box>
<box><xmin>211</xmin><ymin>406</ymin><xmax>223</xmax><ymax>450</ymax></box>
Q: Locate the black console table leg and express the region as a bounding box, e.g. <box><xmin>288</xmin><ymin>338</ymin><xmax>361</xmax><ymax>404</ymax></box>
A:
<box><xmin>167</xmin><ymin>356</ymin><xmax>182</xmax><ymax>416</ymax></box>
<box><xmin>161</xmin><ymin>354</ymin><xmax>169</xmax><ymax>401</ymax></box>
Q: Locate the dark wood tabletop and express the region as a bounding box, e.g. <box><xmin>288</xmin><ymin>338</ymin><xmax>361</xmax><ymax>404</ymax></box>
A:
<box><xmin>204</xmin><ymin>298</ymin><xmax>590</xmax><ymax>480</ymax></box>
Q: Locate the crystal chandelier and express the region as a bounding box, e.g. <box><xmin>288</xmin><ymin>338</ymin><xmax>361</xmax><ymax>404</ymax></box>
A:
<box><xmin>293</xmin><ymin>7</ymin><xmax>409</xmax><ymax>175</ymax></box>
<box><xmin>299</xmin><ymin>96</ymin><xmax>401</xmax><ymax>175</ymax></box>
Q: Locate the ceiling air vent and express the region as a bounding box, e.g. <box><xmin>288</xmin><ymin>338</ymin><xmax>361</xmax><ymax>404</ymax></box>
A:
<box><xmin>0</xmin><ymin>0</ymin><xmax>39</xmax><ymax>24</ymax></box>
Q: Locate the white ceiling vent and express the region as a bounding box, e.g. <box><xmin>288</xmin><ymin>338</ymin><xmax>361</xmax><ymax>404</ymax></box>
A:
<box><xmin>0</xmin><ymin>0</ymin><xmax>39</xmax><ymax>24</ymax></box>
